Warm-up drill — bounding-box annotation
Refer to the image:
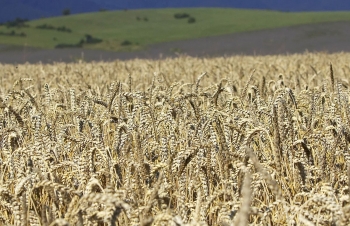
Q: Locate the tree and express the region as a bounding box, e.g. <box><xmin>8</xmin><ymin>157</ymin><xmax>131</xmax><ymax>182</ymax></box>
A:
<box><xmin>62</xmin><ymin>8</ymin><xmax>71</xmax><ymax>16</ymax></box>
<box><xmin>188</xmin><ymin>17</ymin><xmax>196</xmax><ymax>24</ymax></box>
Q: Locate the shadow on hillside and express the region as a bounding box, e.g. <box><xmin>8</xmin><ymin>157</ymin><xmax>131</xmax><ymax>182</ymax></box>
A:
<box><xmin>1</xmin><ymin>21</ymin><xmax>350</xmax><ymax>64</ymax></box>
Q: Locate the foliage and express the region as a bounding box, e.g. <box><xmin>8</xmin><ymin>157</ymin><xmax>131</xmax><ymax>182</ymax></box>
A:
<box><xmin>36</xmin><ymin>24</ymin><xmax>72</xmax><ymax>32</ymax></box>
<box><xmin>84</xmin><ymin>34</ymin><xmax>103</xmax><ymax>44</ymax></box>
<box><xmin>36</xmin><ymin>24</ymin><xmax>56</xmax><ymax>30</ymax></box>
<box><xmin>174</xmin><ymin>12</ymin><xmax>195</xmax><ymax>23</ymax></box>
<box><xmin>56</xmin><ymin>26</ymin><xmax>72</xmax><ymax>33</ymax></box>
<box><xmin>54</xmin><ymin>34</ymin><xmax>103</xmax><ymax>48</ymax></box>
<box><xmin>0</xmin><ymin>30</ymin><xmax>26</xmax><ymax>37</ymax></box>
<box><xmin>174</xmin><ymin>13</ymin><xmax>190</xmax><ymax>19</ymax></box>
<box><xmin>121</xmin><ymin>40</ymin><xmax>132</xmax><ymax>46</ymax></box>
<box><xmin>188</xmin><ymin>17</ymin><xmax>196</xmax><ymax>23</ymax></box>
<box><xmin>62</xmin><ymin>8</ymin><xmax>71</xmax><ymax>16</ymax></box>
<box><xmin>5</xmin><ymin>17</ymin><xmax>29</xmax><ymax>28</ymax></box>
<box><xmin>54</xmin><ymin>43</ymin><xmax>82</xmax><ymax>48</ymax></box>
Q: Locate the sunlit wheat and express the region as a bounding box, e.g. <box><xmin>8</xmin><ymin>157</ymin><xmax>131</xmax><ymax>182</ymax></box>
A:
<box><xmin>1</xmin><ymin>53</ymin><xmax>350</xmax><ymax>225</ymax></box>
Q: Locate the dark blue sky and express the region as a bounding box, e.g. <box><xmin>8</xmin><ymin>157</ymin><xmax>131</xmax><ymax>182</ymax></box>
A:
<box><xmin>1</xmin><ymin>0</ymin><xmax>350</xmax><ymax>22</ymax></box>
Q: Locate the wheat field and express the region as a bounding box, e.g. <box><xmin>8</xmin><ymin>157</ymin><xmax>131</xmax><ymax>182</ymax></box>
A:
<box><xmin>1</xmin><ymin>53</ymin><xmax>350</xmax><ymax>225</ymax></box>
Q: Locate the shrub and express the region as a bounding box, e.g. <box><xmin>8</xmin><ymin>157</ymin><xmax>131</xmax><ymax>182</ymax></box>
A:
<box><xmin>56</xmin><ymin>34</ymin><xmax>103</xmax><ymax>48</ymax></box>
<box><xmin>121</xmin><ymin>40</ymin><xmax>132</xmax><ymax>46</ymax></box>
<box><xmin>143</xmin><ymin>17</ymin><xmax>148</xmax><ymax>22</ymax></box>
<box><xmin>0</xmin><ymin>30</ymin><xmax>26</xmax><ymax>37</ymax></box>
<box><xmin>174</xmin><ymin>13</ymin><xmax>190</xmax><ymax>19</ymax></box>
<box><xmin>36</xmin><ymin>24</ymin><xmax>55</xmax><ymax>30</ymax></box>
<box><xmin>188</xmin><ymin>17</ymin><xmax>196</xmax><ymax>24</ymax></box>
<box><xmin>85</xmin><ymin>34</ymin><xmax>103</xmax><ymax>44</ymax></box>
<box><xmin>55</xmin><ymin>43</ymin><xmax>82</xmax><ymax>48</ymax></box>
<box><xmin>57</xmin><ymin>26</ymin><xmax>72</xmax><ymax>33</ymax></box>
<box><xmin>62</xmin><ymin>8</ymin><xmax>71</xmax><ymax>16</ymax></box>
<box><xmin>5</xmin><ymin>17</ymin><xmax>29</xmax><ymax>28</ymax></box>
<box><xmin>36</xmin><ymin>24</ymin><xmax>72</xmax><ymax>32</ymax></box>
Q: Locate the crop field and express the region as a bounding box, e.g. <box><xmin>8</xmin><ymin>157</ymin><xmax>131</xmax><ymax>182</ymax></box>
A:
<box><xmin>2</xmin><ymin>8</ymin><xmax>350</xmax><ymax>51</ymax></box>
<box><xmin>1</xmin><ymin>53</ymin><xmax>350</xmax><ymax>225</ymax></box>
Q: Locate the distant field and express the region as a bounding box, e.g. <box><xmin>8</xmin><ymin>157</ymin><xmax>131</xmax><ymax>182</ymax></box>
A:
<box><xmin>2</xmin><ymin>8</ymin><xmax>350</xmax><ymax>51</ymax></box>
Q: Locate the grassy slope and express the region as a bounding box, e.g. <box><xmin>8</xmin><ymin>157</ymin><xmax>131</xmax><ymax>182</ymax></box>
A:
<box><xmin>1</xmin><ymin>8</ymin><xmax>350</xmax><ymax>51</ymax></box>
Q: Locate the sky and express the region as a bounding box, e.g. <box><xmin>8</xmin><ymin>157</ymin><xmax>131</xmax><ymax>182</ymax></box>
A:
<box><xmin>1</xmin><ymin>0</ymin><xmax>350</xmax><ymax>22</ymax></box>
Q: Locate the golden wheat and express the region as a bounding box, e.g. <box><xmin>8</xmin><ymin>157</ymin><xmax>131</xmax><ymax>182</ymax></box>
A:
<box><xmin>1</xmin><ymin>53</ymin><xmax>350</xmax><ymax>225</ymax></box>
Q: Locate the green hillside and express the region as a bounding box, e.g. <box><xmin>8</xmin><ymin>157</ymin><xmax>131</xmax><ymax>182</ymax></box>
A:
<box><xmin>1</xmin><ymin>8</ymin><xmax>350</xmax><ymax>51</ymax></box>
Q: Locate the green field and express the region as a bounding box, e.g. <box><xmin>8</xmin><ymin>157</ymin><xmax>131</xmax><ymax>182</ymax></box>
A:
<box><xmin>1</xmin><ymin>8</ymin><xmax>350</xmax><ymax>51</ymax></box>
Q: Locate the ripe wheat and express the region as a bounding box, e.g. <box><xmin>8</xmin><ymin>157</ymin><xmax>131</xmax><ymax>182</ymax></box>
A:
<box><xmin>1</xmin><ymin>53</ymin><xmax>350</xmax><ymax>225</ymax></box>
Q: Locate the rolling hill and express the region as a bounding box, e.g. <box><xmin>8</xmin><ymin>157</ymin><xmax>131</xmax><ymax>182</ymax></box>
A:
<box><xmin>1</xmin><ymin>8</ymin><xmax>350</xmax><ymax>52</ymax></box>
<box><xmin>93</xmin><ymin>0</ymin><xmax>350</xmax><ymax>12</ymax></box>
<box><xmin>0</xmin><ymin>0</ymin><xmax>101</xmax><ymax>23</ymax></box>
